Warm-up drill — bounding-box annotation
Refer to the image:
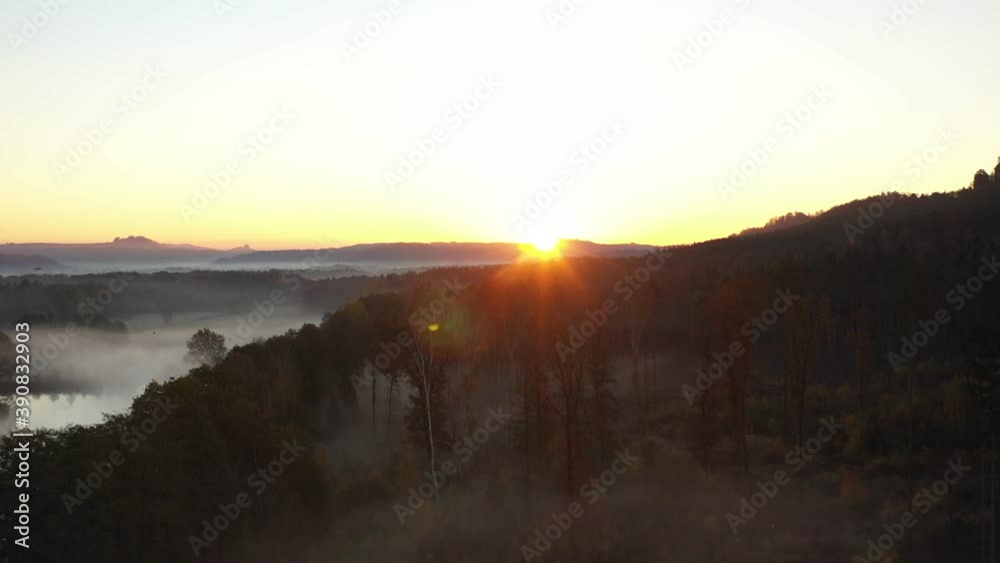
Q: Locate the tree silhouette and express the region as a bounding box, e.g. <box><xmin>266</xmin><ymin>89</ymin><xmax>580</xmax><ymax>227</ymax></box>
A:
<box><xmin>973</xmin><ymin>169</ymin><xmax>992</xmax><ymax>190</ymax></box>
<box><xmin>403</xmin><ymin>327</ymin><xmax>449</xmax><ymax>504</ymax></box>
<box><xmin>185</xmin><ymin>328</ymin><xmax>227</xmax><ymax>367</ymax></box>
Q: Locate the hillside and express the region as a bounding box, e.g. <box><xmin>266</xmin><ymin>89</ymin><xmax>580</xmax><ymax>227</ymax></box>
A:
<box><xmin>0</xmin><ymin>253</ymin><xmax>68</xmax><ymax>273</ymax></box>
<box><xmin>212</xmin><ymin>239</ymin><xmax>659</xmax><ymax>267</ymax></box>
<box><xmin>0</xmin><ymin>236</ymin><xmax>253</xmax><ymax>267</ymax></box>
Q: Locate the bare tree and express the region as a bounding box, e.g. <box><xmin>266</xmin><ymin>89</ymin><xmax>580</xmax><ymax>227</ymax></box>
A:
<box><xmin>405</xmin><ymin>328</ymin><xmax>441</xmax><ymax>503</ymax></box>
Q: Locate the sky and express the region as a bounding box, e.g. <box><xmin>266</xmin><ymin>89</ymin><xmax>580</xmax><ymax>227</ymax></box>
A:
<box><xmin>1</xmin><ymin>0</ymin><xmax>998</xmax><ymax>250</ymax></box>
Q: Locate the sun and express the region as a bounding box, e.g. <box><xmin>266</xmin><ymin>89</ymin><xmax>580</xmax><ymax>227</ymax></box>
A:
<box><xmin>531</xmin><ymin>235</ymin><xmax>561</xmax><ymax>253</ymax></box>
<box><xmin>519</xmin><ymin>236</ymin><xmax>564</xmax><ymax>260</ymax></box>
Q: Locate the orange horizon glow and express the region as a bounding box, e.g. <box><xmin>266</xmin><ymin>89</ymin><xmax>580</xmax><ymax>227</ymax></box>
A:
<box><xmin>1</xmin><ymin>234</ymin><xmax>659</xmax><ymax>252</ymax></box>
<box><xmin>518</xmin><ymin>238</ymin><xmax>565</xmax><ymax>261</ymax></box>
<box><xmin>3</xmin><ymin>1</ymin><xmax>998</xmax><ymax>252</ymax></box>
<box><xmin>1</xmin><ymin>235</ymin><xmax>655</xmax><ymax>251</ymax></box>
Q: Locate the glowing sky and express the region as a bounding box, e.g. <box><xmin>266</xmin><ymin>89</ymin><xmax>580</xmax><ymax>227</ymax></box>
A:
<box><xmin>2</xmin><ymin>0</ymin><xmax>998</xmax><ymax>250</ymax></box>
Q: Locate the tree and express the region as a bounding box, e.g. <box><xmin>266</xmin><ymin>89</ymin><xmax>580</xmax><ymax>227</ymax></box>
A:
<box><xmin>402</xmin><ymin>327</ymin><xmax>448</xmax><ymax>504</ymax></box>
<box><xmin>776</xmin><ymin>257</ymin><xmax>813</xmax><ymax>447</ymax></box>
<box><xmin>786</xmin><ymin>296</ymin><xmax>815</xmax><ymax>449</ymax></box>
<box><xmin>586</xmin><ymin>337</ymin><xmax>618</xmax><ymax>465</ymax></box>
<box><xmin>626</xmin><ymin>279</ymin><xmax>658</xmax><ymax>431</ymax></box>
<box><xmin>547</xmin><ymin>347</ymin><xmax>586</xmax><ymax>500</ymax></box>
<box><xmin>973</xmin><ymin>169</ymin><xmax>992</xmax><ymax>191</ymax></box>
<box><xmin>717</xmin><ymin>275</ymin><xmax>757</xmax><ymax>473</ymax></box>
<box><xmin>849</xmin><ymin>307</ymin><xmax>872</xmax><ymax>409</ymax></box>
<box><xmin>185</xmin><ymin>328</ymin><xmax>228</xmax><ymax>367</ymax></box>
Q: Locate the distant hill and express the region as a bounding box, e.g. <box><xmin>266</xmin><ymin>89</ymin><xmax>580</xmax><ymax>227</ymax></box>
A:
<box><xmin>0</xmin><ymin>237</ymin><xmax>660</xmax><ymax>275</ymax></box>
<box><xmin>0</xmin><ymin>237</ymin><xmax>253</xmax><ymax>272</ymax></box>
<box><xmin>0</xmin><ymin>253</ymin><xmax>68</xmax><ymax>273</ymax></box>
<box><xmin>213</xmin><ymin>240</ymin><xmax>661</xmax><ymax>268</ymax></box>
